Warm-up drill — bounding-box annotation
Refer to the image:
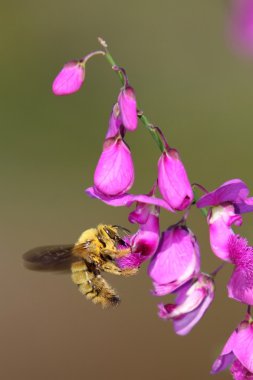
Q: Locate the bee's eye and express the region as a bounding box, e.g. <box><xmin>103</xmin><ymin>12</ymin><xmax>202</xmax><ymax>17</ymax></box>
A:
<box><xmin>104</xmin><ymin>228</ymin><xmax>116</xmax><ymax>240</ymax></box>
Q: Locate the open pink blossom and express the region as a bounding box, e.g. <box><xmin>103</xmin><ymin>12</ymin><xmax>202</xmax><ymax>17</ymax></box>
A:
<box><xmin>229</xmin><ymin>0</ymin><xmax>253</xmax><ymax>56</ymax></box>
<box><xmin>211</xmin><ymin>319</ymin><xmax>253</xmax><ymax>378</ymax></box>
<box><xmin>93</xmin><ymin>136</ymin><xmax>134</xmax><ymax>197</ymax></box>
<box><xmin>118</xmin><ymin>86</ymin><xmax>138</xmax><ymax>131</ymax></box>
<box><xmin>196</xmin><ymin>179</ymin><xmax>253</xmax><ymax>261</ymax></box>
<box><xmin>158</xmin><ymin>149</ymin><xmax>193</xmax><ymax>211</ymax></box>
<box><xmin>158</xmin><ymin>273</ymin><xmax>214</xmax><ymax>335</ymax></box>
<box><xmin>227</xmin><ymin>234</ymin><xmax>253</xmax><ymax>305</ymax></box>
<box><xmin>117</xmin><ymin>203</ymin><xmax>160</xmax><ymax>269</ymax></box>
<box><xmin>52</xmin><ymin>61</ymin><xmax>85</xmax><ymax>95</ymax></box>
<box><xmin>148</xmin><ymin>226</ymin><xmax>200</xmax><ymax>296</ymax></box>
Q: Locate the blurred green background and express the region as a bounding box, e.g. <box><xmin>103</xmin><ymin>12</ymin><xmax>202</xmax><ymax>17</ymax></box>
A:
<box><xmin>1</xmin><ymin>1</ymin><xmax>253</xmax><ymax>379</ymax></box>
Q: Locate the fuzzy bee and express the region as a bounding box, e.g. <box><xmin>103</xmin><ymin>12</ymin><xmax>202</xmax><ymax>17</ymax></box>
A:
<box><xmin>23</xmin><ymin>224</ymin><xmax>137</xmax><ymax>308</ymax></box>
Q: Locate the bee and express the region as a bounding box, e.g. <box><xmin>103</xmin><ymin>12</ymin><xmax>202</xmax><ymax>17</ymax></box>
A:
<box><xmin>23</xmin><ymin>224</ymin><xmax>137</xmax><ymax>308</ymax></box>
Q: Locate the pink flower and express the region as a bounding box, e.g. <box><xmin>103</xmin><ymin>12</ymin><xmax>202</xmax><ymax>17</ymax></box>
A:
<box><xmin>227</xmin><ymin>234</ymin><xmax>253</xmax><ymax>305</ymax></box>
<box><xmin>207</xmin><ymin>205</ymin><xmax>242</xmax><ymax>261</ymax></box>
<box><xmin>229</xmin><ymin>0</ymin><xmax>253</xmax><ymax>56</ymax></box>
<box><xmin>158</xmin><ymin>149</ymin><xmax>193</xmax><ymax>211</ymax></box>
<box><xmin>117</xmin><ymin>202</ymin><xmax>160</xmax><ymax>269</ymax></box>
<box><xmin>196</xmin><ymin>179</ymin><xmax>253</xmax><ymax>213</ymax></box>
<box><xmin>211</xmin><ymin>319</ymin><xmax>253</xmax><ymax>378</ymax></box>
<box><xmin>118</xmin><ymin>86</ymin><xmax>138</xmax><ymax>131</ymax></box>
<box><xmin>158</xmin><ymin>273</ymin><xmax>214</xmax><ymax>335</ymax></box>
<box><xmin>230</xmin><ymin>360</ymin><xmax>253</xmax><ymax>380</ymax></box>
<box><xmin>196</xmin><ymin>179</ymin><xmax>253</xmax><ymax>261</ymax></box>
<box><xmin>105</xmin><ymin>104</ymin><xmax>122</xmax><ymax>139</ymax></box>
<box><xmin>148</xmin><ymin>226</ymin><xmax>200</xmax><ymax>296</ymax></box>
<box><xmin>93</xmin><ymin>135</ymin><xmax>134</xmax><ymax>197</ymax></box>
<box><xmin>52</xmin><ymin>61</ymin><xmax>85</xmax><ymax>96</ymax></box>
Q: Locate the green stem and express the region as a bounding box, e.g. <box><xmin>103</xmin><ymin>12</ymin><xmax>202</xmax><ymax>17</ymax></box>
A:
<box><xmin>101</xmin><ymin>41</ymin><xmax>165</xmax><ymax>152</ymax></box>
<box><xmin>193</xmin><ymin>188</ymin><xmax>208</xmax><ymax>217</ymax></box>
<box><xmin>104</xmin><ymin>51</ymin><xmax>125</xmax><ymax>85</ymax></box>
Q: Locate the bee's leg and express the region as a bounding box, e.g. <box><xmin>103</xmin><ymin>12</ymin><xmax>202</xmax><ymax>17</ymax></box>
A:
<box><xmin>91</xmin><ymin>275</ymin><xmax>120</xmax><ymax>307</ymax></box>
<box><xmin>101</xmin><ymin>247</ymin><xmax>132</xmax><ymax>259</ymax></box>
<box><xmin>101</xmin><ymin>261</ymin><xmax>138</xmax><ymax>276</ymax></box>
<box><xmin>71</xmin><ymin>261</ymin><xmax>120</xmax><ymax>307</ymax></box>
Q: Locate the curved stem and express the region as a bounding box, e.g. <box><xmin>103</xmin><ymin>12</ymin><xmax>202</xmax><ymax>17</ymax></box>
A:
<box><xmin>211</xmin><ymin>263</ymin><xmax>225</xmax><ymax>277</ymax></box>
<box><xmin>192</xmin><ymin>183</ymin><xmax>209</xmax><ymax>194</ymax></box>
<box><xmin>112</xmin><ymin>65</ymin><xmax>129</xmax><ymax>87</ymax></box>
<box><xmin>192</xmin><ymin>186</ymin><xmax>208</xmax><ymax>217</ymax></box>
<box><xmin>98</xmin><ymin>37</ymin><xmax>166</xmax><ymax>153</ymax></box>
<box><xmin>153</xmin><ymin>126</ymin><xmax>170</xmax><ymax>151</ymax></box>
<box><xmin>82</xmin><ymin>50</ymin><xmax>105</xmax><ymax>64</ymax></box>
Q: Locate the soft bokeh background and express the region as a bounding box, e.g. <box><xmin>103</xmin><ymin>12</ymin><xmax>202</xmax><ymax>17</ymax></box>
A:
<box><xmin>1</xmin><ymin>1</ymin><xmax>253</xmax><ymax>379</ymax></box>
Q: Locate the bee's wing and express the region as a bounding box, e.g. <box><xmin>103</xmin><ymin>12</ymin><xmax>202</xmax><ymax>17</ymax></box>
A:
<box><xmin>23</xmin><ymin>245</ymin><xmax>76</xmax><ymax>272</ymax></box>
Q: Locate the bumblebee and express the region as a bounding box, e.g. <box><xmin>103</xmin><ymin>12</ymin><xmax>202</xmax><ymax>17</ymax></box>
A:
<box><xmin>23</xmin><ymin>224</ymin><xmax>137</xmax><ymax>308</ymax></box>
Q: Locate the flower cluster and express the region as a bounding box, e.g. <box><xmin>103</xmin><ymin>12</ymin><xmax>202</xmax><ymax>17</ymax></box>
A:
<box><xmin>52</xmin><ymin>38</ymin><xmax>253</xmax><ymax>379</ymax></box>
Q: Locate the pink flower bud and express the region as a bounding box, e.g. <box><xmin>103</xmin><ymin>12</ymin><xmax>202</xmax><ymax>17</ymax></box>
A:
<box><xmin>148</xmin><ymin>226</ymin><xmax>200</xmax><ymax>296</ymax></box>
<box><xmin>52</xmin><ymin>61</ymin><xmax>85</xmax><ymax>96</ymax></box>
<box><xmin>158</xmin><ymin>273</ymin><xmax>214</xmax><ymax>335</ymax></box>
<box><xmin>118</xmin><ymin>86</ymin><xmax>138</xmax><ymax>131</ymax></box>
<box><xmin>94</xmin><ymin>136</ymin><xmax>134</xmax><ymax>197</ymax></box>
<box><xmin>157</xmin><ymin>150</ymin><xmax>193</xmax><ymax>211</ymax></box>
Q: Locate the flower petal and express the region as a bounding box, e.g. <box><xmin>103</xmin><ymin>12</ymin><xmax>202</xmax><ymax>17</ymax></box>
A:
<box><xmin>85</xmin><ymin>187</ymin><xmax>174</xmax><ymax>212</ymax></box>
<box><xmin>211</xmin><ymin>330</ymin><xmax>237</xmax><ymax>374</ymax></box>
<box><xmin>236</xmin><ymin>199</ymin><xmax>253</xmax><ymax>214</ymax></box>
<box><xmin>228</xmin><ymin>266</ymin><xmax>253</xmax><ymax>305</ymax></box>
<box><xmin>208</xmin><ymin>205</ymin><xmax>242</xmax><ymax>261</ymax></box>
<box><xmin>173</xmin><ymin>291</ymin><xmax>214</xmax><ymax>336</ymax></box>
<box><xmin>52</xmin><ymin>61</ymin><xmax>85</xmax><ymax>96</ymax></box>
<box><xmin>94</xmin><ymin>137</ymin><xmax>134</xmax><ymax>196</ymax></box>
<box><xmin>197</xmin><ymin>179</ymin><xmax>249</xmax><ymax>208</ymax></box>
<box><xmin>158</xmin><ymin>150</ymin><xmax>193</xmax><ymax>211</ymax></box>
<box><xmin>117</xmin><ymin>208</ymin><xmax>160</xmax><ymax>269</ymax></box>
<box><xmin>234</xmin><ymin>324</ymin><xmax>253</xmax><ymax>373</ymax></box>
<box><xmin>230</xmin><ymin>359</ymin><xmax>253</xmax><ymax>380</ymax></box>
<box><xmin>105</xmin><ymin>104</ymin><xmax>122</xmax><ymax>139</ymax></box>
<box><xmin>148</xmin><ymin>226</ymin><xmax>200</xmax><ymax>295</ymax></box>
<box><xmin>159</xmin><ymin>274</ymin><xmax>214</xmax><ymax>335</ymax></box>
<box><xmin>118</xmin><ymin>86</ymin><xmax>138</xmax><ymax>131</ymax></box>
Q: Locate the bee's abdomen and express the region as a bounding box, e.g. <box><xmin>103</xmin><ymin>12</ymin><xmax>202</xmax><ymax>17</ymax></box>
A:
<box><xmin>71</xmin><ymin>261</ymin><xmax>120</xmax><ymax>308</ymax></box>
